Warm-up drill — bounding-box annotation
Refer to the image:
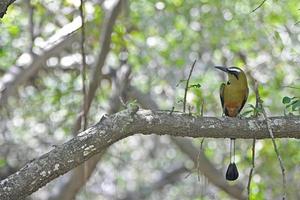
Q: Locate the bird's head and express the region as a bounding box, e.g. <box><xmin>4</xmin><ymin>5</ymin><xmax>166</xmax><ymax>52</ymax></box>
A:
<box><xmin>215</xmin><ymin>66</ymin><xmax>247</xmax><ymax>85</ymax></box>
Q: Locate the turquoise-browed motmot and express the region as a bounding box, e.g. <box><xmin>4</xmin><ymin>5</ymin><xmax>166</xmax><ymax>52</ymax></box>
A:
<box><xmin>215</xmin><ymin>66</ymin><xmax>249</xmax><ymax>181</ymax></box>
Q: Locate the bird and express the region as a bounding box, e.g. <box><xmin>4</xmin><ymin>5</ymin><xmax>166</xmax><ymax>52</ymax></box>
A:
<box><xmin>215</xmin><ymin>66</ymin><xmax>249</xmax><ymax>181</ymax></box>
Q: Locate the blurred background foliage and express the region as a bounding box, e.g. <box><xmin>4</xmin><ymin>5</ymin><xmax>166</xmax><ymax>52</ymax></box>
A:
<box><xmin>0</xmin><ymin>0</ymin><xmax>299</xmax><ymax>199</ymax></box>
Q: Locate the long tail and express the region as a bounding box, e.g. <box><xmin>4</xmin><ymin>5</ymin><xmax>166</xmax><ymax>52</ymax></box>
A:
<box><xmin>226</xmin><ymin>138</ymin><xmax>239</xmax><ymax>181</ymax></box>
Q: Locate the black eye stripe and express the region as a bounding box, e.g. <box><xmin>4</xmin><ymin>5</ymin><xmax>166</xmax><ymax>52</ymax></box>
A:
<box><xmin>233</xmin><ymin>73</ymin><xmax>239</xmax><ymax>80</ymax></box>
<box><xmin>227</xmin><ymin>68</ymin><xmax>240</xmax><ymax>80</ymax></box>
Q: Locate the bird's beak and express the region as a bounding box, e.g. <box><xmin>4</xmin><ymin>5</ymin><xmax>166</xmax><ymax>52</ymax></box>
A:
<box><xmin>215</xmin><ymin>66</ymin><xmax>228</xmax><ymax>73</ymax></box>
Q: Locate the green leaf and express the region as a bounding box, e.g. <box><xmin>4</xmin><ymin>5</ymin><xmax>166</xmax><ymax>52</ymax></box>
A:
<box><xmin>189</xmin><ymin>83</ymin><xmax>201</xmax><ymax>88</ymax></box>
<box><xmin>248</xmin><ymin>104</ymin><xmax>256</xmax><ymax>109</ymax></box>
<box><xmin>241</xmin><ymin>110</ymin><xmax>253</xmax><ymax>117</ymax></box>
<box><xmin>0</xmin><ymin>158</ymin><xmax>6</xmax><ymax>167</ymax></box>
<box><xmin>8</xmin><ymin>25</ymin><xmax>20</xmax><ymax>37</ymax></box>
<box><xmin>282</xmin><ymin>96</ymin><xmax>291</xmax><ymax>104</ymax></box>
<box><xmin>291</xmin><ymin>100</ymin><xmax>300</xmax><ymax>111</ymax></box>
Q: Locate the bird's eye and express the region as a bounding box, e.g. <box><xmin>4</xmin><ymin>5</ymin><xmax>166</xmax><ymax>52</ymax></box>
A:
<box><xmin>227</xmin><ymin>81</ymin><xmax>230</xmax><ymax>85</ymax></box>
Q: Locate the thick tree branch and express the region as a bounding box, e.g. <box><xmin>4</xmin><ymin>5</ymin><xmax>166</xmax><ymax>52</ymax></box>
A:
<box><xmin>0</xmin><ymin>110</ymin><xmax>299</xmax><ymax>199</ymax></box>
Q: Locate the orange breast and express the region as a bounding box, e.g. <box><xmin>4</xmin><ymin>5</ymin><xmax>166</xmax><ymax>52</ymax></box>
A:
<box><xmin>224</xmin><ymin>102</ymin><xmax>241</xmax><ymax>117</ymax></box>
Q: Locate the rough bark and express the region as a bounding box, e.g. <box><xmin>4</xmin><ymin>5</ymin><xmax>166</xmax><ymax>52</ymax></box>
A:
<box><xmin>0</xmin><ymin>109</ymin><xmax>299</xmax><ymax>199</ymax></box>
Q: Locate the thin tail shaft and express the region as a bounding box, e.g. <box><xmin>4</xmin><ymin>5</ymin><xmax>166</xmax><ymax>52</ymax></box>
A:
<box><xmin>226</xmin><ymin>138</ymin><xmax>239</xmax><ymax>181</ymax></box>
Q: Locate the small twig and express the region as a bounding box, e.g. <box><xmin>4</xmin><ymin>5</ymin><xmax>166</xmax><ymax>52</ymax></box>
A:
<box><xmin>255</xmin><ymin>82</ymin><xmax>287</xmax><ymax>200</ymax></box>
<box><xmin>169</xmin><ymin>106</ymin><xmax>175</xmax><ymax>115</ymax></box>
<box><xmin>188</xmin><ymin>105</ymin><xmax>192</xmax><ymax>116</ymax></box>
<box><xmin>251</xmin><ymin>0</ymin><xmax>267</xmax><ymax>13</ymax></box>
<box><xmin>119</xmin><ymin>96</ymin><xmax>128</xmax><ymax>108</ymax></box>
<box><xmin>247</xmin><ymin>81</ymin><xmax>260</xmax><ymax>199</ymax></box>
<box><xmin>196</xmin><ymin>137</ymin><xmax>206</xmax><ymax>182</ymax></box>
<box><xmin>27</xmin><ymin>0</ymin><xmax>34</xmax><ymax>54</ymax></box>
<box><xmin>197</xmin><ymin>100</ymin><xmax>205</xmax><ymax>181</ymax></box>
<box><xmin>196</xmin><ymin>144</ymin><xmax>202</xmax><ymax>182</ymax></box>
<box><xmin>261</xmin><ymin>109</ymin><xmax>286</xmax><ymax>200</ymax></box>
<box><xmin>247</xmin><ymin>138</ymin><xmax>256</xmax><ymax>199</ymax></box>
<box><xmin>156</xmin><ymin>109</ymin><xmax>184</xmax><ymax>113</ymax></box>
<box><xmin>200</xmin><ymin>99</ymin><xmax>204</xmax><ymax>117</ymax></box>
<box><xmin>184</xmin><ymin>170</ymin><xmax>194</xmax><ymax>179</ymax></box>
<box><xmin>200</xmin><ymin>138</ymin><xmax>205</xmax><ymax>149</ymax></box>
<box><xmin>79</xmin><ymin>0</ymin><xmax>90</xmax><ymax>192</ymax></box>
<box><xmin>80</xmin><ymin>0</ymin><xmax>88</xmax><ymax>130</ymax></box>
<box><xmin>183</xmin><ymin>60</ymin><xmax>197</xmax><ymax>113</ymax></box>
<box><xmin>176</xmin><ymin>80</ymin><xmax>186</xmax><ymax>87</ymax></box>
<box><xmin>282</xmin><ymin>85</ymin><xmax>300</xmax><ymax>90</ymax></box>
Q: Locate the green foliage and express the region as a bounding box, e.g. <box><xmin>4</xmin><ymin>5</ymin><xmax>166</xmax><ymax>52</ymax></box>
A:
<box><xmin>0</xmin><ymin>158</ymin><xmax>6</xmax><ymax>168</ymax></box>
<box><xmin>282</xmin><ymin>96</ymin><xmax>300</xmax><ymax>115</ymax></box>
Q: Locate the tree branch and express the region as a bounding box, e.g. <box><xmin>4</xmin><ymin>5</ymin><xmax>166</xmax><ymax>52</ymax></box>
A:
<box><xmin>0</xmin><ymin>109</ymin><xmax>299</xmax><ymax>199</ymax></box>
<box><xmin>0</xmin><ymin>0</ymin><xmax>16</xmax><ymax>18</ymax></box>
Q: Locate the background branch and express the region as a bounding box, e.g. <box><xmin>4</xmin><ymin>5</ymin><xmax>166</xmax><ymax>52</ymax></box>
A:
<box><xmin>0</xmin><ymin>17</ymin><xmax>82</xmax><ymax>108</ymax></box>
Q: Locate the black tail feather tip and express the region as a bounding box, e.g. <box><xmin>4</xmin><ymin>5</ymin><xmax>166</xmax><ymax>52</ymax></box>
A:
<box><xmin>226</xmin><ymin>163</ymin><xmax>239</xmax><ymax>181</ymax></box>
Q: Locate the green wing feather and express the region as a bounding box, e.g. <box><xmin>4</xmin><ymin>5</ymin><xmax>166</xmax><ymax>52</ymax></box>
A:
<box><xmin>237</xmin><ymin>87</ymin><xmax>249</xmax><ymax>114</ymax></box>
<box><xmin>219</xmin><ymin>83</ymin><xmax>225</xmax><ymax>114</ymax></box>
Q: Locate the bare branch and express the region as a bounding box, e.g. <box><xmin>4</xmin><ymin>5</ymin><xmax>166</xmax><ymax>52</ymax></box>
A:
<box><xmin>183</xmin><ymin>60</ymin><xmax>196</xmax><ymax>112</ymax></box>
<box><xmin>251</xmin><ymin>0</ymin><xmax>267</xmax><ymax>13</ymax></box>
